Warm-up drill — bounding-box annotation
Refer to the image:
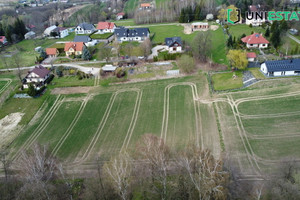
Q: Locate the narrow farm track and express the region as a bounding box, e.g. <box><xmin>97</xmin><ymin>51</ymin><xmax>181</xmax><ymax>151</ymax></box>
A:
<box><xmin>160</xmin><ymin>82</ymin><xmax>202</xmax><ymax>148</ymax></box>
<box><xmin>0</xmin><ymin>78</ymin><xmax>12</xmax><ymax>95</ymax></box>
<box><xmin>51</xmin><ymin>95</ymin><xmax>91</xmax><ymax>157</ymax></box>
<box><xmin>12</xmin><ymin>95</ymin><xmax>64</xmax><ymax>161</ymax></box>
<box><xmin>121</xmin><ymin>90</ymin><xmax>143</xmax><ymax>150</ymax></box>
<box><xmin>226</xmin><ymin>95</ymin><xmax>261</xmax><ymax>175</ymax></box>
<box><xmin>239</xmin><ymin>110</ymin><xmax>300</xmax><ymax>119</ymax></box>
<box><xmin>70</xmin><ymin>88</ymin><xmax>141</xmax><ymax>167</ymax></box>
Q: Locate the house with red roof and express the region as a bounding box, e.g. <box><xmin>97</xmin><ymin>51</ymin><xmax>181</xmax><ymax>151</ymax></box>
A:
<box><xmin>117</xmin><ymin>12</ymin><xmax>125</xmax><ymax>20</ymax></box>
<box><xmin>23</xmin><ymin>65</ymin><xmax>50</xmax><ymax>89</ymax></box>
<box><xmin>247</xmin><ymin>52</ymin><xmax>257</xmax><ymax>62</ymax></box>
<box><xmin>64</xmin><ymin>42</ymin><xmax>85</xmax><ymax>57</ymax></box>
<box><xmin>0</xmin><ymin>36</ymin><xmax>8</xmax><ymax>45</ymax></box>
<box><xmin>96</xmin><ymin>22</ymin><xmax>116</xmax><ymax>34</ymax></box>
<box><xmin>241</xmin><ymin>33</ymin><xmax>269</xmax><ymax>49</ymax></box>
<box><xmin>140</xmin><ymin>3</ymin><xmax>152</xmax><ymax>10</ymax></box>
<box><xmin>46</xmin><ymin>48</ymin><xmax>59</xmax><ymax>58</ymax></box>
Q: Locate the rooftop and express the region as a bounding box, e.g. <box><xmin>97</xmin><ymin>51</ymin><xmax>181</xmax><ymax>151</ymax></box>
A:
<box><xmin>241</xmin><ymin>33</ymin><xmax>269</xmax><ymax>44</ymax></box>
<box><xmin>264</xmin><ymin>59</ymin><xmax>300</xmax><ymax>72</ymax></box>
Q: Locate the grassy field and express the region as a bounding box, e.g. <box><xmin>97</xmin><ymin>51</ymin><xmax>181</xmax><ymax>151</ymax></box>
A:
<box><xmin>124</xmin><ymin>0</ymin><xmax>139</xmax><ymax>13</ymax></box>
<box><xmin>0</xmin><ymin>81</ymin><xmax>8</xmax><ymax>90</ymax></box>
<box><xmin>149</xmin><ymin>25</ymin><xmax>197</xmax><ymax>44</ymax></box>
<box><xmin>212</xmin><ymin>71</ymin><xmax>243</xmax><ymax>90</ymax></box>
<box><xmin>0</xmin><ymin>33</ymin><xmax>75</xmax><ymax>69</ymax></box>
<box><xmin>49</xmin><ymin>76</ymin><xmax>94</xmax><ymax>88</ymax></box>
<box><xmin>10</xmin><ymin>75</ymin><xmax>214</xmax><ymax>164</ymax></box>
<box><xmin>249</xmin><ymin>68</ymin><xmax>266</xmax><ymax>80</ymax></box>
<box><xmin>90</xmin><ymin>33</ymin><xmax>113</xmax><ymax>39</ymax></box>
<box><xmin>211</xmin><ymin>27</ymin><xmax>228</xmax><ymax>65</ymax></box>
<box><xmin>228</xmin><ymin>24</ymin><xmax>265</xmax><ymax>38</ymax></box>
<box><xmin>113</xmin><ymin>19</ymin><xmax>136</xmax><ymax>27</ymax></box>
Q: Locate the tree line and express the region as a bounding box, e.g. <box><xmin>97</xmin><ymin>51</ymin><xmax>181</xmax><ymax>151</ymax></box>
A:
<box><xmin>0</xmin><ymin>18</ymin><xmax>27</xmax><ymax>44</ymax></box>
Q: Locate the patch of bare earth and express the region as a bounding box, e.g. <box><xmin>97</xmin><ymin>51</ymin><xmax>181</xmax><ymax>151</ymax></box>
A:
<box><xmin>0</xmin><ymin>113</ymin><xmax>24</xmax><ymax>149</ymax></box>
<box><xmin>182</xmin><ymin>24</ymin><xmax>219</xmax><ymax>34</ymax></box>
<box><xmin>51</xmin><ymin>87</ymin><xmax>93</xmax><ymax>95</ymax></box>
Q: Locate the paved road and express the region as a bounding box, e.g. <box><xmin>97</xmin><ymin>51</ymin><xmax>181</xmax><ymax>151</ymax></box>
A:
<box><xmin>288</xmin><ymin>34</ymin><xmax>300</xmax><ymax>44</ymax></box>
<box><xmin>148</xmin><ymin>45</ymin><xmax>168</xmax><ymax>59</ymax></box>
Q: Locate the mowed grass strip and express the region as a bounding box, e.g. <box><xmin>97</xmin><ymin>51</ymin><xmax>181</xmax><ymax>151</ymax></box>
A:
<box><xmin>128</xmin><ymin>86</ymin><xmax>164</xmax><ymax>147</ymax></box>
<box><xmin>92</xmin><ymin>91</ymin><xmax>138</xmax><ymax>160</ymax></box>
<box><xmin>0</xmin><ymin>80</ymin><xmax>8</xmax><ymax>91</ymax></box>
<box><xmin>35</xmin><ymin>101</ymin><xmax>82</xmax><ymax>150</ymax></box>
<box><xmin>212</xmin><ymin>71</ymin><xmax>243</xmax><ymax>91</ymax></box>
<box><xmin>56</xmin><ymin>93</ymin><xmax>112</xmax><ymax>161</ymax></box>
<box><xmin>250</xmin><ymin>137</ymin><xmax>300</xmax><ymax>160</ymax></box>
<box><xmin>242</xmin><ymin>115</ymin><xmax>300</xmax><ymax>136</ymax></box>
<box><xmin>211</xmin><ymin>27</ymin><xmax>228</xmax><ymax>65</ymax></box>
<box><xmin>167</xmin><ymin>85</ymin><xmax>197</xmax><ymax>150</ymax></box>
<box><xmin>238</xmin><ymin>94</ymin><xmax>300</xmax><ymax>115</ymax></box>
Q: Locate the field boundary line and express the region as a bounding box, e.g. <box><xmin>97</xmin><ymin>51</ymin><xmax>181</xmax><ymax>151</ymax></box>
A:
<box><xmin>0</xmin><ymin>78</ymin><xmax>12</xmax><ymax>95</ymax></box>
<box><xmin>239</xmin><ymin>110</ymin><xmax>300</xmax><ymax>119</ymax></box>
<box><xmin>227</xmin><ymin>95</ymin><xmax>261</xmax><ymax>175</ymax></box>
<box><xmin>235</xmin><ymin>90</ymin><xmax>300</xmax><ymax>106</ymax></box>
<box><xmin>121</xmin><ymin>90</ymin><xmax>143</xmax><ymax>150</ymax></box>
<box><xmin>51</xmin><ymin>94</ymin><xmax>91</xmax><ymax>157</ymax></box>
<box><xmin>72</xmin><ymin>88</ymin><xmax>140</xmax><ymax>166</ymax></box>
<box><xmin>248</xmin><ymin>133</ymin><xmax>300</xmax><ymax>140</ymax></box>
<box><xmin>161</xmin><ymin>82</ymin><xmax>201</xmax><ymax>147</ymax></box>
<box><xmin>12</xmin><ymin>95</ymin><xmax>63</xmax><ymax>161</ymax></box>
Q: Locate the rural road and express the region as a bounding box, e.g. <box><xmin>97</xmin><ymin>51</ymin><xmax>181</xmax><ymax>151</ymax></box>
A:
<box><xmin>0</xmin><ymin>61</ymin><xmax>104</xmax><ymax>76</ymax></box>
<box><xmin>288</xmin><ymin>34</ymin><xmax>300</xmax><ymax>44</ymax></box>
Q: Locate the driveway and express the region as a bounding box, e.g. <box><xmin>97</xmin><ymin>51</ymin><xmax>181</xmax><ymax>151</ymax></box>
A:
<box><xmin>148</xmin><ymin>45</ymin><xmax>167</xmax><ymax>59</ymax></box>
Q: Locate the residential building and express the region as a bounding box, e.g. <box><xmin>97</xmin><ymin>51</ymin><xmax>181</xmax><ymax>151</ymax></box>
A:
<box><xmin>114</xmin><ymin>27</ymin><xmax>150</xmax><ymax>42</ymax></box>
<box><xmin>96</xmin><ymin>22</ymin><xmax>116</xmax><ymax>34</ymax></box>
<box><xmin>191</xmin><ymin>22</ymin><xmax>209</xmax><ymax>31</ymax></box>
<box><xmin>23</xmin><ymin>65</ymin><xmax>50</xmax><ymax>89</ymax></box>
<box><xmin>25</xmin><ymin>31</ymin><xmax>36</xmax><ymax>39</ymax></box>
<box><xmin>75</xmin><ymin>23</ymin><xmax>95</xmax><ymax>34</ymax></box>
<box><xmin>64</xmin><ymin>42</ymin><xmax>85</xmax><ymax>57</ymax></box>
<box><xmin>140</xmin><ymin>3</ymin><xmax>152</xmax><ymax>10</ymax></box>
<box><xmin>117</xmin><ymin>12</ymin><xmax>125</xmax><ymax>20</ymax></box>
<box><xmin>241</xmin><ymin>33</ymin><xmax>269</xmax><ymax>48</ymax></box>
<box><xmin>102</xmin><ymin>64</ymin><xmax>117</xmax><ymax>73</ymax></box>
<box><xmin>73</xmin><ymin>35</ymin><xmax>97</xmax><ymax>47</ymax></box>
<box><xmin>260</xmin><ymin>59</ymin><xmax>300</xmax><ymax>77</ymax></box>
<box><xmin>43</xmin><ymin>25</ymin><xmax>57</xmax><ymax>37</ymax></box>
<box><xmin>245</xmin><ymin>5</ymin><xmax>266</xmax><ymax>26</ymax></box>
<box><xmin>0</xmin><ymin>36</ymin><xmax>8</xmax><ymax>45</ymax></box>
<box><xmin>46</xmin><ymin>48</ymin><xmax>59</xmax><ymax>57</ymax></box>
<box><xmin>165</xmin><ymin>37</ymin><xmax>182</xmax><ymax>53</ymax></box>
<box><xmin>247</xmin><ymin>52</ymin><xmax>257</xmax><ymax>62</ymax></box>
<box><xmin>44</xmin><ymin>25</ymin><xmax>69</xmax><ymax>38</ymax></box>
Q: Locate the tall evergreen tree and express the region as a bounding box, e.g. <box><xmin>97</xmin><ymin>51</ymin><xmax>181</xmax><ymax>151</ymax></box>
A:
<box><xmin>82</xmin><ymin>47</ymin><xmax>91</xmax><ymax>60</ymax></box>
<box><xmin>265</xmin><ymin>27</ymin><xmax>270</xmax><ymax>37</ymax></box>
<box><xmin>271</xmin><ymin>21</ymin><xmax>278</xmax><ymax>33</ymax></box>
<box><xmin>194</xmin><ymin>5</ymin><xmax>201</xmax><ymax>20</ymax></box>
<box><xmin>270</xmin><ymin>28</ymin><xmax>281</xmax><ymax>49</ymax></box>
<box><xmin>227</xmin><ymin>35</ymin><xmax>233</xmax><ymax>48</ymax></box>
<box><xmin>5</xmin><ymin>26</ymin><xmax>13</xmax><ymax>43</ymax></box>
<box><xmin>0</xmin><ymin>23</ymin><xmax>4</xmax><ymax>36</ymax></box>
<box><xmin>280</xmin><ymin>20</ymin><xmax>288</xmax><ymax>32</ymax></box>
<box><xmin>179</xmin><ymin>9</ymin><xmax>185</xmax><ymax>23</ymax></box>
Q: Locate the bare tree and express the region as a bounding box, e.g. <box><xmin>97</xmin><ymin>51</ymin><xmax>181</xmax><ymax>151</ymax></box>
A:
<box><xmin>17</xmin><ymin>144</ymin><xmax>59</xmax><ymax>200</ymax></box>
<box><xmin>177</xmin><ymin>147</ymin><xmax>229</xmax><ymax>200</ymax></box>
<box><xmin>104</xmin><ymin>152</ymin><xmax>132</xmax><ymax>200</ymax></box>
<box><xmin>192</xmin><ymin>31</ymin><xmax>212</xmax><ymax>62</ymax></box>
<box><xmin>12</xmin><ymin>48</ymin><xmax>22</xmax><ymax>81</ymax></box>
<box><xmin>99</xmin><ymin>46</ymin><xmax>112</xmax><ymax>63</ymax></box>
<box><xmin>136</xmin><ymin>134</ymin><xmax>171</xmax><ymax>200</ymax></box>
<box><xmin>140</xmin><ymin>38</ymin><xmax>152</xmax><ymax>58</ymax></box>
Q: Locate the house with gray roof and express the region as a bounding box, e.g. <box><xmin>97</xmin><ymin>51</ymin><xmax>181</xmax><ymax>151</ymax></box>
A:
<box><xmin>114</xmin><ymin>27</ymin><xmax>150</xmax><ymax>42</ymax></box>
<box><xmin>23</xmin><ymin>65</ymin><xmax>50</xmax><ymax>90</ymax></box>
<box><xmin>73</xmin><ymin>35</ymin><xmax>97</xmax><ymax>46</ymax></box>
<box><xmin>165</xmin><ymin>37</ymin><xmax>182</xmax><ymax>53</ymax></box>
<box><xmin>75</xmin><ymin>23</ymin><xmax>96</xmax><ymax>34</ymax></box>
<box><xmin>260</xmin><ymin>59</ymin><xmax>300</xmax><ymax>77</ymax></box>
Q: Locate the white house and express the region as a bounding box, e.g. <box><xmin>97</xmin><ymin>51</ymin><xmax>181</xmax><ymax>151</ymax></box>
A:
<box><xmin>247</xmin><ymin>52</ymin><xmax>257</xmax><ymax>62</ymax></box>
<box><xmin>165</xmin><ymin>37</ymin><xmax>182</xmax><ymax>53</ymax></box>
<box><xmin>96</xmin><ymin>22</ymin><xmax>116</xmax><ymax>34</ymax></box>
<box><xmin>191</xmin><ymin>22</ymin><xmax>209</xmax><ymax>31</ymax></box>
<box><xmin>44</xmin><ymin>25</ymin><xmax>57</xmax><ymax>37</ymax></box>
<box><xmin>56</xmin><ymin>27</ymin><xmax>69</xmax><ymax>38</ymax></box>
<box><xmin>241</xmin><ymin>33</ymin><xmax>269</xmax><ymax>49</ymax></box>
<box><xmin>23</xmin><ymin>65</ymin><xmax>50</xmax><ymax>89</ymax></box>
<box><xmin>75</xmin><ymin>23</ymin><xmax>95</xmax><ymax>34</ymax></box>
<box><xmin>260</xmin><ymin>59</ymin><xmax>300</xmax><ymax>77</ymax></box>
<box><xmin>73</xmin><ymin>35</ymin><xmax>97</xmax><ymax>47</ymax></box>
<box><xmin>114</xmin><ymin>27</ymin><xmax>150</xmax><ymax>42</ymax></box>
<box><xmin>25</xmin><ymin>31</ymin><xmax>36</xmax><ymax>39</ymax></box>
<box><xmin>116</xmin><ymin>12</ymin><xmax>125</xmax><ymax>20</ymax></box>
